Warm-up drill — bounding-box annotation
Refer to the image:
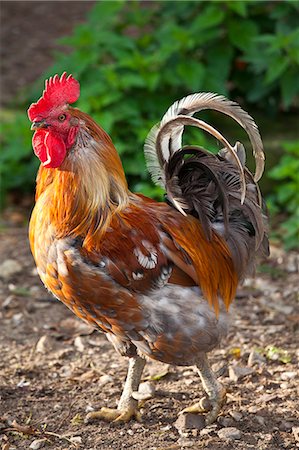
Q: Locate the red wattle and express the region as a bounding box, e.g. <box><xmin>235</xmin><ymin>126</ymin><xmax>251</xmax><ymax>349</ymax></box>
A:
<box><xmin>32</xmin><ymin>130</ymin><xmax>66</xmax><ymax>168</ymax></box>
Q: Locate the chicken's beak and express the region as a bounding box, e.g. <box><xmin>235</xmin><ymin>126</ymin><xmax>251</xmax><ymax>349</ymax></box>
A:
<box><xmin>31</xmin><ymin>120</ymin><xmax>48</xmax><ymax>130</ymax></box>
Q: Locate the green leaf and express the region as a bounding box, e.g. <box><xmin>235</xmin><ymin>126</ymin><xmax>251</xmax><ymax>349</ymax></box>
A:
<box><xmin>265</xmin><ymin>55</ymin><xmax>289</xmax><ymax>84</ymax></box>
<box><xmin>227</xmin><ymin>0</ymin><xmax>248</xmax><ymax>17</ymax></box>
<box><xmin>281</xmin><ymin>68</ymin><xmax>299</xmax><ymax>109</ymax></box>
<box><xmin>190</xmin><ymin>4</ymin><xmax>225</xmax><ymax>32</ymax></box>
<box><xmin>228</xmin><ymin>19</ymin><xmax>258</xmax><ymax>51</ymax></box>
<box><xmin>176</xmin><ymin>61</ymin><xmax>205</xmax><ymax>91</ymax></box>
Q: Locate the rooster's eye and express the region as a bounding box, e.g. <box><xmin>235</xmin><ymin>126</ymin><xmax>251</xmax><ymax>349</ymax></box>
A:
<box><xmin>58</xmin><ymin>114</ymin><xmax>66</xmax><ymax>122</ymax></box>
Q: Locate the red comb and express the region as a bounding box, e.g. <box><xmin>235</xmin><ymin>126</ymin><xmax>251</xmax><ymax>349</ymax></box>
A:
<box><xmin>28</xmin><ymin>72</ymin><xmax>80</xmax><ymax>121</ymax></box>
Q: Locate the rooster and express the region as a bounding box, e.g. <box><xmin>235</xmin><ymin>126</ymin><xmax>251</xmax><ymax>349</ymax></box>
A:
<box><xmin>28</xmin><ymin>73</ymin><xmax>268</xmax><ymax>425</ymax></box>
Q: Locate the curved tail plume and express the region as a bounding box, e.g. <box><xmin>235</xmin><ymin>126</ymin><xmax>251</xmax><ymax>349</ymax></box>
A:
<box><xmin>144</xmin><ymin>92</ymin><xmax>265</xmax><ymax>192</ymax></box>
<box><xmin>144</xmin><ymin>93</ymin><xmax>269</xmax><ymax>281</ymax></box>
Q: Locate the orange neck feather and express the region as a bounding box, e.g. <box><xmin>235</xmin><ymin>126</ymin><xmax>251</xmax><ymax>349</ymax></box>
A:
<box><xmin>34</xmin><ymin>109</ymin><xmax>129</xmax><ymax>247</ymax></box>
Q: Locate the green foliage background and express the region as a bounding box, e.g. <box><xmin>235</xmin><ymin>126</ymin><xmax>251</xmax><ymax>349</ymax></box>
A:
<box><xmin>1</xmin><ymin>0</ymin><xmax>298</xmax><ymax>248</ymax></box>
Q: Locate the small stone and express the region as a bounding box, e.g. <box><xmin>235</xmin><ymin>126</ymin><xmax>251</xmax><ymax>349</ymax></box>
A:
<box><xmin>174</xmin><ymin>413</ymin><xmax>206</xmax><ymax>431</ymax></box>
<box><xmin>217</xmin><ymin>427</ymin><xmax>242</xmax><ymax>440</ymax></box>
<box><xmin>74</xmin><ymin>336</ymin><xmax>85</xmax><ymax>352</ymax></box>
<box><xmin>248</xmin><ymin>351</ymin><xmax>266</xmax><ymax>367</ymax></box>
<box><xmin>229</xmin><ymin>411</ymin><xmax>243</xmax><ymax>422</ymax></box>
<box><xmin>12</xmin><ymin>312</ymin><xmax>23</xmax><ymax>325</ymax></box>
<box><xmin>0</xmin><ymin>259</ymin><xmax>22</xmax><ymax>279</ymax></box>
<box><xmin>286</xmin><ymin>254</ymin><xmax>299</xmax><ymax>273</ymax></box>
<box><xmin>279</xmin><ymin>421</ymin><xmax>293</xmax><ymax>432</ymax></box>
<box><xmin>98</xmin><ymin>374</ymin><xmax>113</xmax><ymax>385</ymax></box>
<box><xmin>35</xmin><ymin>335</ymin><xmax>53</xmax><ymax>354</ymax></box>
<box><xmin>17</xmin><ymin>379</ymin><xmax>30</xmax><ymax>388</ymax></box>
<box><xmin>280</xmin><ymin>371</ymin><xmax>297</xmax><ymax>381</ymax></box>
<box><xmin>218</xmin><ymin>416</ymin><xmax>235</xmax><ymax>427</ymax></box>
<box><xmin>69</xmin><ymin>436</ymin><xmax>82</xmax><ymax>444</ymax></box>
<box><xmin>29</xmin><ymin>439</ymin><xmax>46</xmax><ymax>449</ymax></box>
<box><xmin>85</xmin><ymin>405</ymin><xmax>94</xmax><ymax>413</ymax></box>
<box><xmin>255</xmin><ymin>415</ymin><xmax>266</xmax><ymax>427</ymax></box>
<box><xmin>127</xmin><ymin>429</ymin><xmax>134</xmax><ymax>436</ymax></box>
<box><xmin>229</xmin><ymin>365</ymin><xmax>254</xmax><ymax>382</ymax></box>
<box><xmin>132</xmin><ymin>381</ymin><xmax>155</xmax><ymax>401</ymax></box>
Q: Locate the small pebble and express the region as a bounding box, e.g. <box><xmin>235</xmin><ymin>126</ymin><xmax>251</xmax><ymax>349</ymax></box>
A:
<box><xmin>280</xmin><ymin>371</ymin><xmax>296</xmax><ymax>381</ymax></box>
<box><xmin>229</xmin><ymin>365</ymin><xmax>254</xmax><ymax>382</ymax></box>
<box><xmin>0</xmin><ymin>259</ymin><xmax>22</xmax><ymax>279</ymax></box>
<box><xmin>85</xmin><ymin>405</ymin><xmax>95</xmax><ymax>413</ymax></box>
<box><xmin>279</xmin><ymin>421</ymin><xmax>293</xmax><ymax>432</ymax></box>
<box><xmin>132</xmin><ymin>381</ymin><xmax>155</xmax><ymax>401</ymax></box>
<box><xmin>12</xmin><ymin>312</ymin><xmax>23</xmax><ymax>325</ymax></box>
<box><xmin>29</xmin><ymin>439</ymin><xmax>46</xmax><ymax>450</ymax></box>
<box><xmin>229</xmin><ymin>411</ymin><xmax>243</xmax><ymax>422</ymax></box>
<box><xmin>35</xmin><ymin>335</ymin><xmax>53</xmax><ymax>354</ymax></box>
<box><xmin>70</xmin><ymin>436</ymin><xmax>82</xmax><ymax>444</ymax></box>
<box><xmin>218</xmin><ymin>416</ymin><xmax>235</xmax><ymax>427</ymax></box>
<box><xmin>255</xmin><ymin>415</ymin><xmax>266</xmax><ymax>427</ymax></box>
<box><xmin>174</xmin><ymin>413</ymin><xmax>206</xmax><ymax>431</ymax></box>
<box><xmin>74</xmin><ymin>336</ymin><xmax>85</xmax><ymax>352</ymax></box>
<box><xmin>217</xmin><ymin>427</ymin><xmax>242</xmax><ymax>440</ymax></box>
<box><xmin>98</xmin><ymin>374</ymin><xmax>113</xmax><ymax>385</ymax></box>
<box><xmin>17</xmin><ymin>379</ymin><xmax>30</xmax><ymax>388</ymax></box>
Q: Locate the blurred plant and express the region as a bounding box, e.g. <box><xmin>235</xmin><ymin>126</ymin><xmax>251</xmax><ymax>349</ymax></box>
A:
<box><xmin>0</xmin><ymin>111</ymin><xmax>39</xmax><ymax>208</ymax></box>
<box><xmin>267</xmin><ymin>140</ymin><xmax>299</xmax><ymax>249</ymax></box>
<box><xmin>1</xmin><ymin>0</ymin><xmax>299</xmax><ymax>248</ymax></box>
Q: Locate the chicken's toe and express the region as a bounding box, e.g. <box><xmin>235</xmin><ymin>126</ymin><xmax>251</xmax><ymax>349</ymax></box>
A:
<box><xmin>179</xmin><ymin>387</ymin><xmax>226</xmax><ymax>425</ymax></box>
<box><xmin>179</xmin><ymin>396</ymin><xmax>211</xmax><ymax>415</ymax></box>
<box><xmin>85</xmin><ymin>404</ymin><xmax>141</xmax><ymax>423</ymax></box>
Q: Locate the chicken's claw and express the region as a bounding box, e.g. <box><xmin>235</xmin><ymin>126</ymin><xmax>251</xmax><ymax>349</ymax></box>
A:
<box><xmin>85</xmin><ymin>404</ymin><xmax>141</xmax><ymax>424</ymax></box>
<box><xmin>178</xmin><ymin>354</ymin><xmax>227</xmax><ymax>426</ymax></box>
<box><xmin>179</xmin><ymin>386</ymin><xmax>226</xmax><ymax>425</ymax></box>
<box><xmin>179</xmin><ymin>396</ymin><xmax>211</xmax><ymax>415</ymax></box>
<box><xmin>86</xmin><ymin>356</ymin><xmax>146</xmax><ymax>424</ymax></box>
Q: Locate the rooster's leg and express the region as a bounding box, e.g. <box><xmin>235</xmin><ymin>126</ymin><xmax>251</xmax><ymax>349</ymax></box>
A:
<box><xmin>86</xmin><ymin>355</ymin><xmax>146</xmax><ymax>423</ymax></box>
<box><xmin>180</xmin><ymin>353</ymin><xmax>226</xmax><ymax>425</ymax></box>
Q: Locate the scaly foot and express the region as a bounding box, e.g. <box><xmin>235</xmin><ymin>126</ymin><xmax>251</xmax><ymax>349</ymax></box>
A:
<box><xmin>179</xmin><ymin>386</ymin><xmax>226</xmax><ymax>425</ymax></box>
<box><xmin>85</xmin><ymin>403</ymin><xmax>141</xmax><ymax>424</ymax></box>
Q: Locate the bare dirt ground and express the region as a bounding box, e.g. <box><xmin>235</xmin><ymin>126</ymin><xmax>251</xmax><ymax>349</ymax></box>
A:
<box><xmin>0</xmin><ymin>225</ymin><xmax>298</xmax><ymax>450</ymax></box>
